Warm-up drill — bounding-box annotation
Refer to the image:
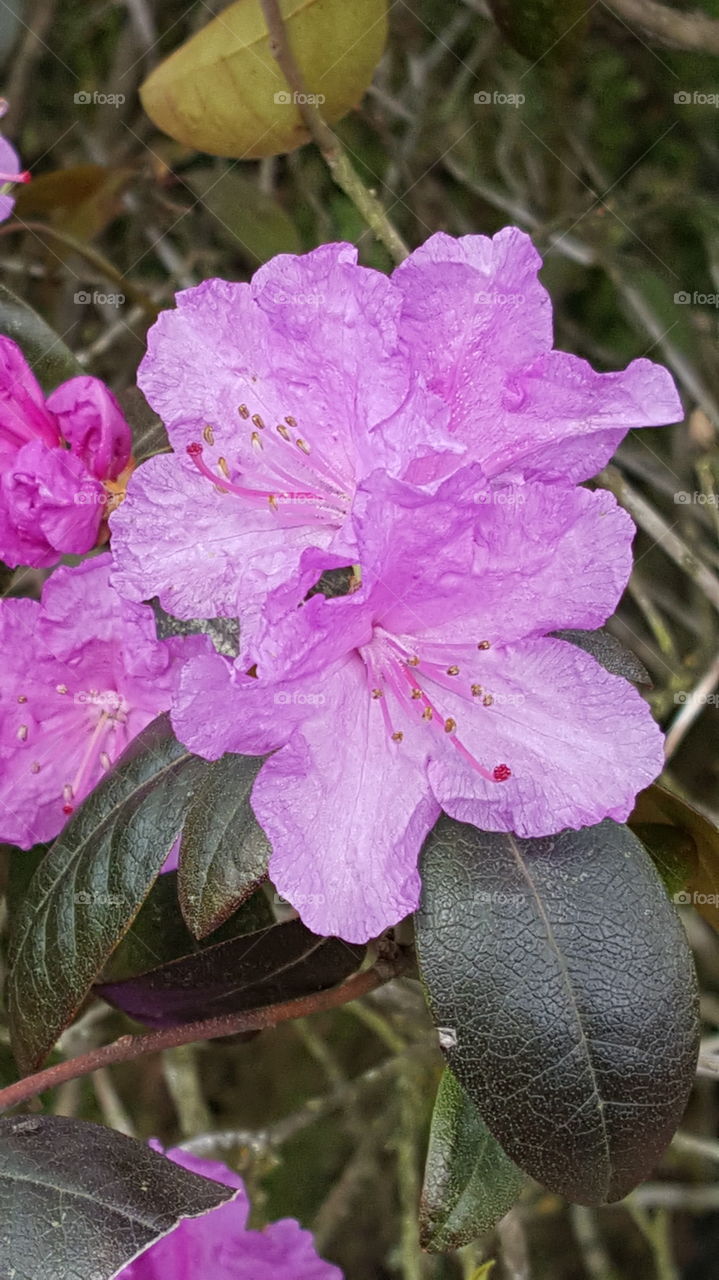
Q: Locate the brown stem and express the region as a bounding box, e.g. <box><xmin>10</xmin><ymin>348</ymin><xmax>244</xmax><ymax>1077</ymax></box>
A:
<box><xmin>0</xmin><ymin>951</ymin><xmax>407</xmax><ymax>1114</ymax></box>
<box><xmin>258</xmin><ymin>0</ymin><xmax>408</xmax><ymax>264</ymax></box>
<box><xmin>605</xmin><ymin>0</ymin><xmax>719</xmax><ymax>55</ymax></box>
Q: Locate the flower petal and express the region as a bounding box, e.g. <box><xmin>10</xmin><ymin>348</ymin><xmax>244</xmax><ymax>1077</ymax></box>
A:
<box><xmin>253</xmin><ymin>658</ymin><xmax>440</xmax><ymax>942</ymax></box>
<box><xmin>426</xmin><ymin>636</ymin><xmax>664</xmax><ymax>837</ymax></box>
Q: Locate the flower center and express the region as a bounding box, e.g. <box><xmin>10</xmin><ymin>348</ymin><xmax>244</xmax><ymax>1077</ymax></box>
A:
<box><xmin>187</xmin><ymin>406</ymin><xmax>350</xmax><ymax>523</ymax></box>
<box><xmin>16</xmin><ymin>683</ymin><xmax>129</xmax><ymax>818</ymax></box>
<box><xmin>359</xmin><ymin>629</ymin><xmax>511</xmax><ymax>784</ymax></box>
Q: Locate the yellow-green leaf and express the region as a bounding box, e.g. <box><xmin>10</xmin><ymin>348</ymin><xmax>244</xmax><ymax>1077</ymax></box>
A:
<box><xmin>630</xmin><ymin>784</ymin><xmax>719</xmax><ymax>931</ymax></box>
<box><xmin>141</xmin><ymin>0</ymin><xmax>388</xmax><ymax>159</ymax></box>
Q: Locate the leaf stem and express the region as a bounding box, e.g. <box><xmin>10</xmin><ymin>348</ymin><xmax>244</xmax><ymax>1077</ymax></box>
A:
<box><xmin>0</xmin><ymin>948</ymin><xmax>408</xmax><ymax>1114</ymax></box>
<box><xmin>258</xmin><ymin>0</ymin><xmax>408</xmax><ymax>264</ymax></box>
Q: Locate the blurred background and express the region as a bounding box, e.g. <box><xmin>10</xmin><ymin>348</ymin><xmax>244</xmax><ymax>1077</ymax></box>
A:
<box><xmin>1</xmin><ymin>1</ymin><xmax>719</xmax><ymax>1276</ymax></box>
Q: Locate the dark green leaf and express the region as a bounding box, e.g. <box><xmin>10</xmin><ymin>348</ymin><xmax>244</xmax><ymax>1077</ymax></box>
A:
<box><xmin>0</xmin><ymin>282</ymin><xmax>82</xmax><ymax>389</ymax></box>
<box><xmin>101</xmin><ymin>874</ymin><xmax>273</xmax><ymax>982</ymax></box>
<box><xmin>186</xmin><ymin>169</ymin><xmax>303</xmax><ymax>264</ymax></box>
<box><xmin>631</xmin><ymin>784</ymin><xmax>719</xmax><ymax>932</ymax></box>
<box><xmin>0</xmin><ymin>1115</ymin><xmax>235</xmax><ymax>1280</ymax></box>
<box><xmin>7</xmin><ymin>715</ymin><xmax>209</xmax><ymax>1071</ymax></box>
<box><xmin>116</xmin><ymin>385</ymin><xmax>169</xmax><ymax>462</ymax></box>
<box><xmin>553</xmin><ymin>628</ymin><xmax>651</xmax><ymax>685</ymax></box>
<box><xmin>632</xmin><ymin>823</ymin><xmax>697</xmax><ymax>899</ymax></box>
<box><xmin>97</xmin><ymin>918</ymin><xmax>365</xmax><ymax>1028</ymax></box>
<box><xmin>179</xmin><ymin>752</ymin><xmax>270</xmax><ymax>938</ymax></box>
<box><xmin>416</xmin><ymin>817</ymin><xmax>699</xmax><ymax>1204</ymax></box>
<box><xmin>488</xmin><ymin>0</ymin><xmax>588</xmax><ymax>63</ymax></box>
<box><xmin>421</xmin><ymin>1068</ymin><xmax>525</xmax><ymax>1252</ymax></box>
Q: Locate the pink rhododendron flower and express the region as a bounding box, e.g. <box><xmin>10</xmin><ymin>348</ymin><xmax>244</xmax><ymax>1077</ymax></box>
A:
<box><xmin>172</xmin><ymin>468</ymin><xmax>665</xmax><ymax>943</ymax></box>
<box><xmin>0</xmin><ymin>337</ymin><xmax>132</xmax><ymax>567</ymax></box>
<box><xmin>0</xmin><ymin>554</ymin><xmax>204</xmax><ymax>848</ymax></box>
<box><xmin>0</xmin><ymin>134</ymin><xmax>30</xmax><ymax>222</ymax></box>
<box><xmin>119</xmin><ymin>1144</ymin><xmax>342</xmax><ymax>1280</ymax></box>
<box><xmin>110</xmin><ymin>232</ymin><xmax>680</xmax><ymax>641</ymax></box>
<box><xmin>109</xmin><ymin>242</ymin><xmax>454</xmax><ymax>636</ymax></box>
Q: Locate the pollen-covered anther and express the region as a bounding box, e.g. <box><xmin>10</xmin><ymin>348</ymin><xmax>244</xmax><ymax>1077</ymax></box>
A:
<box><xmin>444</xmin><ymin>717</ymin><xmax>456</xmax><ymax>734</ymax></box>
<box><xmin>392</xmin><ymin>731</ymin><xmax>404</xmax><ymax>742</ymax></box>
<box><xmin>268</xmin><ymin>494</ymin><xmax>279</xmax><ymax>512</ymax></box>
<box><xmin>483</xmin><ymin>694</ymin><xmax>494</xmax><ymax>706</ymax></box>
<box><xmin>493</xmin><ymin>764</ymin><xmax>511</xmax><ymax>782</ymax></box>
<box><xmin>371</xmin><ymin>688</ymin><xmax>383</xmax><ymax>699</ymax></box>
<box><xmin>202</xmin><ymin>424</ymin><xmax>215</xmax><ymax>446</ymax></box>
<box><xmin>477</xmin><ymin>640</ymin><xmax>491</xmax><ymax>650</ymax></box>
<box><xmin>218</xmin><ymin>457</ymin><xmax>230</xmax><ymax>480</ymax></box>
<box><xmin>238</xmin><ymin>404</ymin><xmax>250</xmax><ymax>419</ymax></box>
<box><xmin>276</xmin><ymin>423</ymin><xmax>291</xmax><ymax>441</ymax></box>
<box><xmin>251</xmin><ymin>414</ymin><xmax>265</xmax><ymax>429</ymax></box>
<box><xmin>422</xmin><ymin>706</ymin><xmax>433</xmax><ymax>721</ymax></box>
<box><xmin>17</xmin><ymin>694</ymin><xmax>27</xmax><ymax>704</ymax></box>
<box><xmin>285</xmin><ymin>415</ymin><xmax>297</xmax><ymax>428</ymax></box>
<box><xmin>56</xmin><ymin>684</ymin><xmax>68</xmax><ymax>695</ymax></box>
<box><xmin>411</xmin><ymin>688</ymin><xmax>422</xmax><ymax>700</ymax></box>
<box><xmin>446</xmin><ymin>665</ymin><xmax>459</xmax><ymax>676</ymax></box>
<box><xmin>471</xmin><ymin>684</ymin><xmax>483</xmax><ymax>697</ymax></box>
<box><xmin>251</xmin><ymin>431</ymin><xmax>263</xmax><ymax>451</ymax></box>
<box><xmin>407</xmin><ymin>656</ymin><xmax>420</xmax><ymax>667</ymax></box>
<box><xmin>17</xmin><ymin>724</ymin><xmax>28</xmax><ymax>741</ymax></box>
<box><xmin>296</xmin><ymin>438</ymin><xmax>310</xmax><ymax>454</ymax></box>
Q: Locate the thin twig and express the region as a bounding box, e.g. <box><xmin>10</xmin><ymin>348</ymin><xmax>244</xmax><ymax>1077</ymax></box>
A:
<box><xmin>0</xmin><ymin>951</ymin><xmax>408</xmax><ymax>1114</ymax></box>
<box><xmin>604</xmin><ymin>0</ymin><xmax>719</xmax><ymax>55</ymax></box>
<box><xmin>258</xmin><ymin>0</ymin><xmax>408</xmax><ymax>263</ymax></box>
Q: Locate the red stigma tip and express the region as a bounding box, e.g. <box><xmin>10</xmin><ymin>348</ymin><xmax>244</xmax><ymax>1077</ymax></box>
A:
<box><xmin>493</xmin><ymin>764</ymin><xmax>511</xmax><ymax>782</ymax></box>
<box><xmin>187</xmin><ymin>442</ymin><xmax>203</xmax><ymax>457</ymax></box>
<box><xmin>62</xmin><ymin>803</ymin><xmax>74</xmax><ymax>815</ymax></box>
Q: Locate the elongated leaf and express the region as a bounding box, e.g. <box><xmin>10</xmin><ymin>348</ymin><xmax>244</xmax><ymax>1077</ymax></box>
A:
<box><xmin>631</xmin><ymin>784</ymin><xmax>719</xmax><ymax>931</ymax></box>
<box><xmin>416</xmin><ymin>817</ymin><xmax>699</xmax><ymax>1204</ymax></box>
<box><xmin>553</xmin><ymin>628</ymin><xmax>651</xmax><ymax>685</ymax></box>
<box><xmin>7</xmin><ymin>715</ymin><xmax>209</xmax><ymax>1070</ymax></box>
<box><xmin>421</xmin><ymin>1069</ymin><xmax>525</xmax><ymax>1252</ymax></box>
<box><xmin>97</xmin><ymin>918</ymin><xmax>365</xmax><ymax>1028</ymax></box>
<box><xmin>179</xmin><ymin>752</ymin><xmax>270</xmax><ymax>938</ymax></box>
<box><xmin>0</xmin><ymin>1115</ymin><xmax>235</xmax><ymax>1280</ymax></box>
<box><xmin>0</xmin><ymin>282</ymin><xmax>82</xmax><ymax>388</ymax></box>
<box><xmin>186</xmin><ymin>168</ymin><xmax>302</xmax><ymax>264</ymax></box>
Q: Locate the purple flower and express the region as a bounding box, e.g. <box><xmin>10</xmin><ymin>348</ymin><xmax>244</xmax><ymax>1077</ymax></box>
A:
<box><xmin>391</xmin><ymin>228</ymin><xmax>683</xmax><ymax>485</ymax></box>
<box><xmin>172</xmin><ymin>468</ymin><xmax>665</xmax><ymax>943</ymax></box>
<box><xmin>118</xmin><ymin>1144</ymin><xmax>342</xmax><ymax>1280</ymax></box>
<box><xmin>0</xmin><ymin>554</ymin><xmax>204</xmax><ymax>849</ymax></box>
<box><xmin>109</xmin><ymin>243</ymin><xmax>452</xmax><ymax>638</ymax></box>
<box><xmin>0</xmin><ymin>134</ymin><xmax>29</xmax><ymax>223</ymax></box>
<box><xmin>0</xmin><ymin>337</ymin><xmax>132</xmax><ymax>567</ymax></box>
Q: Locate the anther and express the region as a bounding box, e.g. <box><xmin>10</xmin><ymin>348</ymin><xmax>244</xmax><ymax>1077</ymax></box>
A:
<box><xmin>296</xmin><ymin>438</ymin><xmax>310</xmax><ymax>454</ymax></box>
<box><xmin>411</xmin><ymin>688</ymin><xmax>422</xmax><ymax>700</ymax></box>
<box><xmin>30</xmin><ymin>762</ymin><xmax>40</xmax><ymax>774</ymax></box>
<box><xmin>238</xmin><ymin>404</ymin><xmax>250</xmax><ymax>419</ymax></box>
<box><xmin>202</xmin><ymin>424</ymin><xmax>215</xmax><ymax>446</ymax></box>
<box><xmin>483</xmin><ymin>694</ymin><xmax>494</xmax><ymax>706</ymax></box>
<box><xmin>371</xmin><ymin>688</ymin><xmax>383</xmax><ymax>699</ymax></box>
<box><xmin>268</xmin><ymin>494</ymin><xmax>279</xmax><ymax>512</ymax></box>
<box><xmin>446</xmin><ymin>666</ymin><xmax>459</xmax><ymax>676</ymax></box>
<box><xmin>477</xmin><ymin>640</ymin><xmax>491</xmax><ymax>650</ymax></box>
<box><xmin>17</xmin><ymin>724</ymin><xmax>28</xmax><ymax>741</ymax></box>
<box><xmin>407</xmin><ymin>656</ymin><xmax>420</xmax><ymax>667</ymax></box>
<box><xmin>285</xmin><ymin>415</ymin><xmax>297</xmax><ymax>427</ymax></box>
<box><xmin>17</xmin><ymin>695</ymin><xmax>27</xmax><ymax>703</ymax></box>
<box><xmin>251</xmin><ymin>431</ymin><xmax>263</xmax><ymax>450</ymax></box>
<box><xmin>422</xmin><ymin>707</ymin><xmax>433</xmax><ymax>721</ymax></box>
<box><xmin>56</xmin><ymin>684</ymin><xmax>68</xmax><ymax>695</ymax></box>
<box><xmin>444</xmin><ymin>717</ymin><xmax>456</xmax><ymax>733</ymax></box>
<box><xmin>471</xmin><ymin>684</ymin><xmax>483</xmax><ymax>697</ymax></box>
<box><xmin>218</xmin><ymin>457</ymin><xmax>230</xmax><ymax>479</ymax></box>
<box><xmin>392</xmin><ymin>731</ymin><xmax>404</xmax><ymax>742</ymax></box>
<box><xmin>251</xmin><ymin>414</ymin><xmax>264</xmax><ymax>429</ymax></box>
<box><xmin>276</xmin><ymin>423</ymin><xmax>291</xmax><ymax>441</ymax></box>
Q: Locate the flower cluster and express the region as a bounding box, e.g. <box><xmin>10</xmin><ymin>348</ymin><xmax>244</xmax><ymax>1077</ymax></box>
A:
<box><xmin>118</xmin><ymin>1144</ymin><xmax>341</xmax><ymax>1279</ymax></box>
<box><xmin>0</xmin><ymin>229</ymin><xmax>682</xmax><ymax>941</ymax></box>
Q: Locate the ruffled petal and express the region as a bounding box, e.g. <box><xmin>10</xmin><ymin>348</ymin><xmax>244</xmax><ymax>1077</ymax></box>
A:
<box><xmin>253</xmin><ymin>658</ymin><xmax>440</xmax><ymax>942</ymax></box>
<box><xmin>0</xmin><ymin>438</ymin><xmax>102</xmax><ymax>567</ymax></box>
<box><xmin>47</xmin><ymin>375</ymin><xmax>132</xmax><ymax>480</ymax></box>
<box><xmin>425</xmin><ymin>636</ymin><xmax>664</xmax><ymax>837</ymax></box>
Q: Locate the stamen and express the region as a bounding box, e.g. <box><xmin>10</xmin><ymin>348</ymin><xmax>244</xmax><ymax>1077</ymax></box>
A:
<box><xmin>251</xmin><ymin>414</ymin><xmax>265</xmax><ymax>429</ymax></box>
<box><xmin>17</xmin><ymin>695</ymin><xmax>27</xmax><ymax>703</ymax></box>
<box><xmin>444</xmin><ymin>717</ymin><xmax>456</xmax><ymax>733</ymax></box>
<box><xmin>471</xmin><ymin>684</ymin><xmax>483</xmax><ymax>697</ymax></box>
<box><xmin>202</xmin><ymin>424</ymin><xmax>215</xmax><ymax>446</ymax></box>
<box><xmin>483</xmin><ymin>694</ymin><xmax>493</xmax><ymax>706</ymax></box>
<box><xmin>285</xmin><ymin>415</ymin><xmax>297</xmax><ymax>427</ymax></box>
<box><xmin>17</xmin><ymin>724</ymin><xmax>27</xmax><ymax>741</ymax></box>
<box><xmin>296</xmin><ymin>439</ymin><xmax>310</xmax><ymax>454</ymax></box>
<box><xmin>56</xmin><ymin>684</ymin><xmax>68</xmax><ymax>695</ymax></box>
<box><xmin>0</xmin><ymin>169</ymin><xmax>30</xmax><ymax>185</ymax></box>
<box><xmin>446</xmin><ymin>666</ymin><xmax>459</xmax><ymax>676</ymax></box>
<box><xmin>238</xmin><ymin>404</ymin><xmax>250</xmax><ymax>419</ymax></box>
<box><xmin>276</xmin><ymin>423</ymin><xmax>291</xmax><ymax>441</ymax></box>
<box><xmin>187</xmin><ymin>443</ymin><xmax>318</xmax><ymax>505</ymax></box>
<box><xmin>477</xmin><ymin>640</ymin><xmax>491</xmax><ymax>650</ymax></box>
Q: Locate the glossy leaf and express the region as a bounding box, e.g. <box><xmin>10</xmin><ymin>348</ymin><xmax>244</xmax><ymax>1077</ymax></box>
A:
<box><xmin>7</xmin><ymin>715</ymin><xmax>209</xmax><ymax>1070</ymax></box>
<box><xmin>631</xmin><ymin>784</ymin><xmax>719</xmax><ymax>930</ymax></box>
<box><xmin>97</xmin><ymin>918</ymin><xmax>365</xmax><ymax>1028</ymax></box>
<box><xmin>421</xmin><ymin>1068</ymin><xmax>525</xmax><ymax>1252</ymax></box>
<box><xmin>553</xmin><ymin>627</ymin><xmax>651</xmax><ymax>685</ymax></box>
<box><xmin>416</xmin><ymin>817</ymin><xmax>699</xmax><ymax>1204</ymax></box>
<box><xmin>0</xmin><ymin>1115</ymin><xmax>235</xmax><ymax>1280</ymax></box>
<box><xmin>140</xmin><ymin>0</ymin><xmax>388</xmax><ymax>159</ymax></box>
<box><xmin>179</xmin><ymin>752</ymin><xmax>270</xmax><ymax>939</ymax></box>
<box><xmin>0</xmin><ymin>282</ymin><xmax>82</xmax><ymax>389</ymax></box>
